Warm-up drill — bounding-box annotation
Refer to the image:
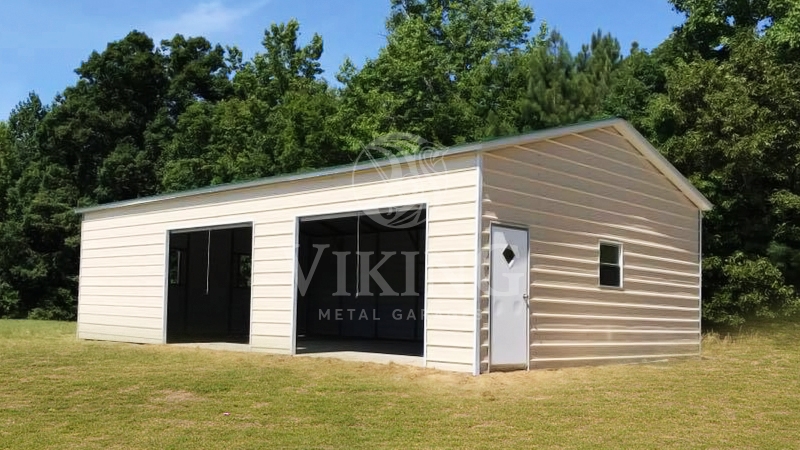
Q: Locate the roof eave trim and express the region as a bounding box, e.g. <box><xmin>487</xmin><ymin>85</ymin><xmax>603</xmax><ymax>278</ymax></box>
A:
<box><xmin>74</xmin><ymin>151</ymin><xmax>448</xmax><ymax>214</ymax></box>
<box><xmin>76</xmin><ymin>117</ymin><xmax>710</xmax><ymax>215</ymax></box>
<box><xmin>456</xmin><ymin>117</ymin><xmax>626</xmax><ymax>154</ymax></box>
<box><xmin>612</xmin><ymin>121</ymin><xmax>713</xmax><ymax>211</ymax></box>
<box><xmin>74</xmin><ymin>118</ymin><xmax>627</xmax><ymax>215</ymax></box>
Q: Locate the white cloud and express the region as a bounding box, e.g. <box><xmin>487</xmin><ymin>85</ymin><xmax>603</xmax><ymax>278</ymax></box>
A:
<box><xmin>149</xmin><ymin>1</ymin><xmax>268</xmax><ymax>40</ymax></box>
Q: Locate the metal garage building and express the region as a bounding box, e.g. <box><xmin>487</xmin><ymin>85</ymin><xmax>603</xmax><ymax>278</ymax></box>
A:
<box><xmin>75</xmin><ymin>118</ymin><xmax>712</xmax><ymax>374</ymax></box>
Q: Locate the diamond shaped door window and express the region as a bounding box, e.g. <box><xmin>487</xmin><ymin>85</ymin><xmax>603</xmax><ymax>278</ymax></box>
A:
<box><xmin>502</xmin><ymin>245</ymin><xmax>516</xmax><ymax>266</ymax></box>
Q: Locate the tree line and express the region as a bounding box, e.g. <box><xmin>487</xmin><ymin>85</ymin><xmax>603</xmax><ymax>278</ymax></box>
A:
<box><xmin>0</xmin><ymin>0</ymin><xmax>798</xmax><ymax>325</ymax></box>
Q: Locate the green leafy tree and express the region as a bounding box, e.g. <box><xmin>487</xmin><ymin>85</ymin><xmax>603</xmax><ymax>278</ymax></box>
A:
<box><xmin>160</xmin><ymin>34</ymin><xmax>233</xmax><ymax>115</ymax></box>
<box><xmin>339</xmin><ymin>0</ymin><xmax>537</xmax><ymax>146</ymax></box>
<box><xmin>2</xmin><ymin>0</ymin><xmax>797</xmax><ymax>326</ymax></box>
<box><xmin>603</xmin><ymin>42</ymin><xmax>667</xmax><ymax>128</ymax></box>
<box><xmin>629</xmin><ymin>1</ymin><xmax>800</xmax><ymax>325</ymax></box>
<box><xmin>163</xmin><ymin>20</ymin><xmax>346</xmax><ymax>191</ymax></box>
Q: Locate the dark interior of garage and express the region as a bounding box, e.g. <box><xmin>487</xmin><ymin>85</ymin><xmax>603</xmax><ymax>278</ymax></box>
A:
<box><xmin>296</xmin><ymin>207</ymin><xmax>425</xmax><ymax>357</ymax></box>
<box><xmin>166</xmin><ymin>226</ymin><xmax>252</xmax><ymax>344</ymax></box>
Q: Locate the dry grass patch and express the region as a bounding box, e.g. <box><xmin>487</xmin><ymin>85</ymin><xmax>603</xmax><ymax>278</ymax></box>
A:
<box><xmin>1</xmin><ymin>320</ymin><xmax>799</xmax><ymax>449</ymax></box>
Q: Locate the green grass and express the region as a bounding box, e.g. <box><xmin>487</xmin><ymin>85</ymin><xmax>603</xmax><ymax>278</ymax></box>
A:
<box><xmin>1</xmin><ymin>321</ymin><xmax>799</xmax><ymax>449</ymax></box>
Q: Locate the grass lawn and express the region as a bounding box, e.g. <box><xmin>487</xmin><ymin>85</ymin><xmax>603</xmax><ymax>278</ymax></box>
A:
<box><xmin>1</xmin><ymin>321</ymin><xmax>799</xmax><ymax>449</ymax></box>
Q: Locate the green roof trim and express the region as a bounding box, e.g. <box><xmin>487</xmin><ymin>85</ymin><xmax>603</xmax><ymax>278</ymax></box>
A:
<box><xmin>75</xmin><ymin>118</ymin><xmax>711</xmax><ymax>214</ymax></box>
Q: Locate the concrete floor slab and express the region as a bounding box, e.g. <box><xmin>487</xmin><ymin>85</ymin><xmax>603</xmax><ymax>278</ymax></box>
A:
<box><xmin>170</xmin><ymin>338</ymin><xmax>424</xmax><ymax>367</ymax></box>
<box><xmin>296</xmin><ymin>337</ymin><xmax>424</xmax><ymax>367</ymax></box>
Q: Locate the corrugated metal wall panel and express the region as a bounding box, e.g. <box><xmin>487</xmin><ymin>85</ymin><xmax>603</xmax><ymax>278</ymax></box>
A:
<box><xmin>78</xmin><ymin>154</ymin><xmax>479</xmax><ymax>372</ymax></box>
<box><xmin>78</xmin><ymin>323</ymin><xmax>162</xmax><ymax>344</ymax></box>
<box><xmin>480</xmin><ymin>129</ymin><xmax>701</xmax><ymax>372</ymax></box>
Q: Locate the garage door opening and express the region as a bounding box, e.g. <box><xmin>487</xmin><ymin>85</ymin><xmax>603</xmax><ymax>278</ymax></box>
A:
<box><xmin>166</xmin><ymin>225</ymin><xmax>252</xmax><ymax>344</ymax></box>
<box><xmin>296</xmin><ymin>206</ymin><xmax>425</xmax><ymax>361</ymax></box>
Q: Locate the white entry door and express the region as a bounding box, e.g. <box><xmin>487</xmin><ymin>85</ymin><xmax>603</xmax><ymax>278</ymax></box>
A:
<box><xmin>489</xmin><ymin>225</ymin><xmax>530</xmax><ymax>369</ymax></box>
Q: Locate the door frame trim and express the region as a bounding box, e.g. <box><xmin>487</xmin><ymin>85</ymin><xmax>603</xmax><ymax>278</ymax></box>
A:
<box><xmin>291</xmin><ymin>202</ymin><xmax>430</xmax><ymax>363</ymax></box>
<box><xmin>487</xmin><ymin>222</ymin><xmax>531</xmax><ymax>372</ymax></box>
<box><xmin>163</xmin><ymin>221</ymin><xmax>256</xmax><ymax>346</ymax></box>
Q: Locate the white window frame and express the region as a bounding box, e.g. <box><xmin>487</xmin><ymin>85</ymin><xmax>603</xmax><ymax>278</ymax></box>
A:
<box><xmin>598</xmin><ymin>240</ymin><xmax>623</xmax><ymax>289</ymax></box>
<box><xmin>168</xmin><ymin>248</ymin><xmax>184</xmax><ymax>286</ymax></box>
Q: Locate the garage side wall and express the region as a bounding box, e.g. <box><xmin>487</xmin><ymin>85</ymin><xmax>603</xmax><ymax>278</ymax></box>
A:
<box><xmin>479</xmin><ymin>127</ymin><xmax>701</xmax><ymax>372</ymax></box>
<box><xmin>77</xmin><ymin>155</ymin><xmax>479</xmax><ymax>373</ymax></box>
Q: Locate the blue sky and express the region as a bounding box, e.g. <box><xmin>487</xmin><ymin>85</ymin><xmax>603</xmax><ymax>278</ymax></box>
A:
<box><xmin>0</xmin><ymin>1</ymin><xmax>683</xmax><ymax>119</ymax></box>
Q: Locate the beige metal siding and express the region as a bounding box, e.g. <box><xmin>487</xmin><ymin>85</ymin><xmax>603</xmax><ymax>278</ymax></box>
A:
<box><xmin>78</xmin><ymin>155</ymin><xmax>479</xmax><ymax>373</ymax></box>
<box><xmin>480</xmin><ymin>127</ymin><xmax>701</xmax><ymax>372</ymax></box>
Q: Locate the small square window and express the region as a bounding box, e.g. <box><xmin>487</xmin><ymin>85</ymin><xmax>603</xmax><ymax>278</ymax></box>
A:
<box><xmin>234</xmin><ymin>254</ymin><xmax>252</xmax><ymax>288</ymax></box>
<box><xmin>600</xmin><ymin>244</ymin><xmax>619</xmax><ymax>265</ymax></box>
<box><xmin>599</xmin><ymin>242</ymin><xmax>622</xmax><ymax>288</ymax></box>
<box><xmin>169</xmin><ymin>249</ymin><xmax>184</xmax><ymax>286</ymax></box>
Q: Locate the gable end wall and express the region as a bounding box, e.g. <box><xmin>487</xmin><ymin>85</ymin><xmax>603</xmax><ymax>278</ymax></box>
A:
<box><xmin>479</xmin><ymin>127</ymin><xmax>701</xmax><ymax>372</ymax></box>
